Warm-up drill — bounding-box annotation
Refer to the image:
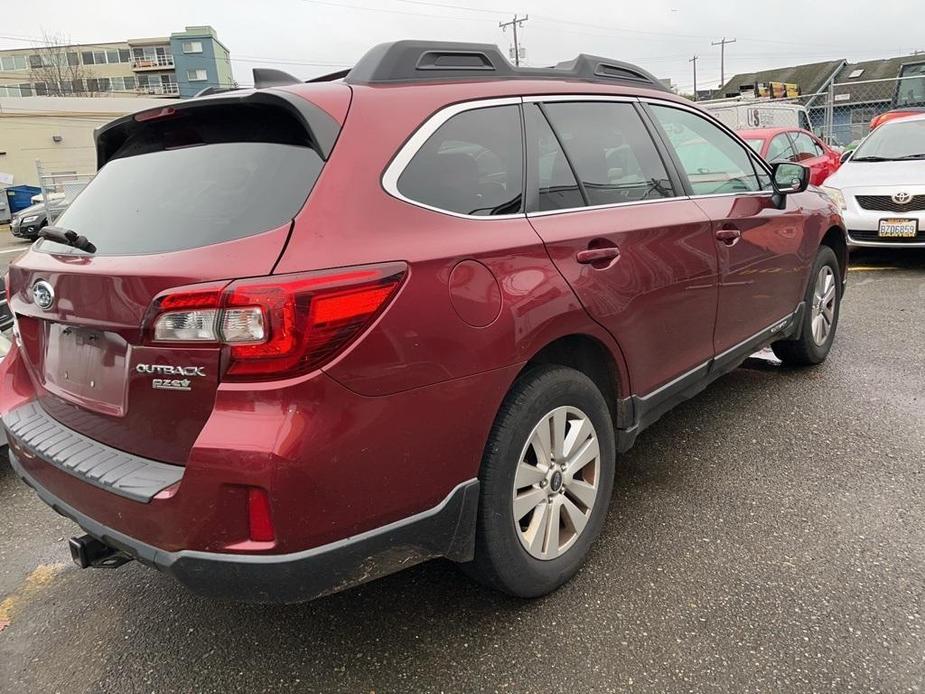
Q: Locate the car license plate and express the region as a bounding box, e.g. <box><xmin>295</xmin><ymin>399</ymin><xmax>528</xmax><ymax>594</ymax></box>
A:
<box><xmin>878</xmin><ymin>218</ymin><xmax>918</xmax><ymax>238</ymax></box>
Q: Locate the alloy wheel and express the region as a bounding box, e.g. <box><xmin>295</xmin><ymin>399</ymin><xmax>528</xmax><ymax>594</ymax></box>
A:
<box><xmin>811</xmin><ymin>265</ymin><xmax>837</xmax><ymax>346</ymax></box>
<box><xmin>512</xmin><ymin>406</ymin><xmax>601</xmax><ymax>560</ymax></box>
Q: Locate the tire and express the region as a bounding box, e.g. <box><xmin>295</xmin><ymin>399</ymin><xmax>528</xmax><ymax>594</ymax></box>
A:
<box><xmin>772</xmin><ymin>245</ymin><xmax>842</xmax><ymax>366</ymax></box>
<box><xmin>461</xmin><ymin>364</ymin><xmax>616</xmax><ymax>598</ymax></box>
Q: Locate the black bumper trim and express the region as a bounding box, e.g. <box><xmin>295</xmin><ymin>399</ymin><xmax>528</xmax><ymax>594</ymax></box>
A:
<box><xmin>9</xmin><ymin>451</ymin><xmax>479</xmax><ymax>604</ymax></box>
<box><xmin>4</xmin><ymin>401</ymin><xmax>183</xmax><ymax>503</ymax></box>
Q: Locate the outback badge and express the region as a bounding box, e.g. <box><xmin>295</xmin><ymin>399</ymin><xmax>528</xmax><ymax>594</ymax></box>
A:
<box><xmin>136</xmin><ymin>363</ymin><xmax>206</xmax><ymax>391</ymax></box>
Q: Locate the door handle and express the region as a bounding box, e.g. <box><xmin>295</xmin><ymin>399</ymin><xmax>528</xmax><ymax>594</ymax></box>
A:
<box><xmin>576</xmin><ymin>247</ymin><xmax>621</xmax><ymax>265</ymax></box>
<box><xmin>715</xmin><ymin>228</ymin><xmax>742</xmax><ymax>246</ymax></box>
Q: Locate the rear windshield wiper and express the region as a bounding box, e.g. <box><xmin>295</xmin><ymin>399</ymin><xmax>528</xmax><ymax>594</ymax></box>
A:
<box><xmin>38</xmin><ymin>226</ymin><xmax>96</xmax><ymax>254</ymax></box>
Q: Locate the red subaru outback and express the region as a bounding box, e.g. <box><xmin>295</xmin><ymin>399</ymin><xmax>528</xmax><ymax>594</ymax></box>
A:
<box><xmin>1</xmin><ymin>41</ymin><xmax>846</xmax><ymax>603</ymax></box>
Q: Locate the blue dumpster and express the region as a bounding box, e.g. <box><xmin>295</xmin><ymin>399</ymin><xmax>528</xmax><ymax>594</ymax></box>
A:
<box><xmin>5</xmin><ymin>186</ymin><xmax>42</xmax><ymax>214</ymax></box>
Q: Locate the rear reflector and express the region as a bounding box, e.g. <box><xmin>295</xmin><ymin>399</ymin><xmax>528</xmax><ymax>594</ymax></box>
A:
<box><xmin>145</xmin><ymin>263</ymin><xmax>406</xmax><ymax>381</ymax></box>
<box><xmin>247</xmin><ymin>487</ymin><xmax>275</xmax><ymax>543</ymax></box>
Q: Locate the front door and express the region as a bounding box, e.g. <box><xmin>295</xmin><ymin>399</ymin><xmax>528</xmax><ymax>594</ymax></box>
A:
<box><xmin>647</xmin><ymin>103</ymin><xmax>808</xmax><ymax>355</ymax></box>
<box><xmin>523</xmin><ymin>100</ymin><xmax>718</xmax><ymax>397</ymax></box>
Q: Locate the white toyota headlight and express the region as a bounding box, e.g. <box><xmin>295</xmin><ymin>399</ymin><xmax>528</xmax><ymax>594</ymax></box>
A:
<box><xmin>821</xmin><ymin>186</ymin><xmax>846</xmax><ymax>210</ymax></box>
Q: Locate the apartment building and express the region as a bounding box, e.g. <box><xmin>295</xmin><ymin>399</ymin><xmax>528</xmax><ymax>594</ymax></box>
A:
<box><xmin>0</xmin><ymin>26</ymin><xmax>233</xmax><ymax>99</ymax></box>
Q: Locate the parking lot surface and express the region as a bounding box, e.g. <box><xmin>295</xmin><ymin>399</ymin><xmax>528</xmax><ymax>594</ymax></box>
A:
<box><xmin>0</xmin><ymin>246</ymin><xmax>922</xmax><ymax>693</ymax></box>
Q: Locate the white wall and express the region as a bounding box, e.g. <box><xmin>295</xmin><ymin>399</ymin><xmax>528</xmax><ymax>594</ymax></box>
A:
<box><xmin>0</xmin><ymin>96</ymin><xmax>178</xmax><ymax>186</ymax></box>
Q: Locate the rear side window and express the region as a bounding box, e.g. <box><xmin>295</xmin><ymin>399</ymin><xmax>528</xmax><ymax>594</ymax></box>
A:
<box><xmin>41</xmin><ymin>103</ymin><xmax>324</xmax><ymax>256</ymax></box>
<box><xmin>542</xmin><ymin>102</ymin><xmax>674</xmax><ymax>206</ymax></box>
<box><xmin>396</xmin><ymin>105</ymin><xmax>523</xmax><ymax>216</ymax></box>
<box><xmin>651</xmin><ymin>105</ymin><xmax>762</xmax><ymax>196</ymax></box>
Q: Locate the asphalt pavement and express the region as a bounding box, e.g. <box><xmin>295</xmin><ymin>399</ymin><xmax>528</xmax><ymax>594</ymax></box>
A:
<box><xmin>0</xmin><ymin>242</ymin><xmax>922</xmax><ymax>693</ymax></box>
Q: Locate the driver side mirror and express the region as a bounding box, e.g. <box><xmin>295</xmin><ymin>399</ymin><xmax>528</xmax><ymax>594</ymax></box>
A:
<box><xmin>771</xmin><ymin>162</ymin><xmax>810</xmax><ymax>209</ymax></box>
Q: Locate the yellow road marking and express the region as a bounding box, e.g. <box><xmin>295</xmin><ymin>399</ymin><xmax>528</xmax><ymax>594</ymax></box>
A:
<box><xmin>0</xmin><ymin>563</ymin><xmax>66</xmax><ymax>632</ymax></box>
<box><xmin>848</xmin><ymin>265</ymin><xmax>899</xmax><ymax>271</ymax></box>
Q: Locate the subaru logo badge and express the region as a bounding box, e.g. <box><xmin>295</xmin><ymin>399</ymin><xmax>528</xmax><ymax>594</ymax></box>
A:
<box><xmin>892</xmin><ymin>192</ymin><xmax>912</xmax><ymax>205</ymax></box>
<box><xmin>32</xmin><ymin>280</ymin><xmax>54</xmax><ymax>310</ymax></box>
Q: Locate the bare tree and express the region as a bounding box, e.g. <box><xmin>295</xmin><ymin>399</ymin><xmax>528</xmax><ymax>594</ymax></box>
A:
<box><xmin>27</xmin><ymin>31</ymin><xmax>97</xmax><ymax>97</ymax></box>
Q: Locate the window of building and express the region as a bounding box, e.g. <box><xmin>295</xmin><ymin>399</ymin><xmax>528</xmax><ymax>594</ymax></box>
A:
<box><xmin>34</xmin><ymin>81</ymin><xmax>48</xmax><ymax>96</ymax></box>
<box><xmin>182</xmin><ymin>41</ymin><xmax>204</xmax><ymax>54</ymax></box>
<box><xmin>98</xmin><ymin>77</ymin><xmax>111</xmax><ymax>92</ymax></box>
<box><xmin>118</xmin><ymin>48</ymin><xmax>131</xmax><ymax>63</ymax></box>
<box><xmin>187</xmin><ymin>68</ymin><xmax>208</xmax><ymax>82</ymax></box>
<box><xmin>651</xmin><ymin>105</ymin><xmax>763</xmax><ymax>195</ymax></box>
<box><xmin>81</xmin><ymin>51</ymin><xmax>95</xmax><ymax>65</ymax></box>
<box><xmin>123</xmin><ymin>76</ymin><xmax>135</xmax><ymax>90</ymax></box>
<box><xmin>19</xmin><ymin>83</ymin><xmax>33</xmax><ymax>97</ymax></box>
<box><xmin>93</xmin><ymin>50</ymin><xmax>107</xmax><ymax>64</ymax></box>
<box><xmin>72</xmin><ymin>79</ymin><xmax>84</xmax><ymax>94</ymax></box>
<box><xmin>106</xmin><ymin>49</ymin><xmax>120</xmax><ymax>64</ymax></box>
<box><xmin>66</xmin><ymin>52</ymin><xmax>79</xmax><ymax>66</ymax></box>
<box><xmin>542</xmin><ymin>101</ymin><xmax>674</xmax><ymax>206</ymax></box>
<box><xmin>28</xmin><ymin>54</ymin><xmax>43</xmax><ymax>68</ymax></box>
<box><xmin>86</xmin><ymin>78</ymin><xmax>99</xmax><ymax>93</ymax></box>
<box><xmin>396</xmin><ymin>105</ymin><xmax>524</xmax><ymax>216</ymax></box>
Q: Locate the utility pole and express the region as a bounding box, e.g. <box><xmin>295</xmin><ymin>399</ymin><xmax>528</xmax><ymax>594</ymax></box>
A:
<box><xmin>499</xmin><ymin>14</ymin><xmax>528</xmax><ymax>66</ymax></box>
<box><xmin>711</xmin><ymin>36</ymin><xmax>736</xmax><ymax>89</ymax></box>
<box><xmin>689</xmin><ymin>55</ymin><xmax>698</xmax><ymax>100</ymax></box>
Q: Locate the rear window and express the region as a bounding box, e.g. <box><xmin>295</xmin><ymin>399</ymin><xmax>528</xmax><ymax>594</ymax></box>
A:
<box><xmin>38</xmin><ymin>104</ymin><xmax>324</xmax><ymax>256</ymax></box>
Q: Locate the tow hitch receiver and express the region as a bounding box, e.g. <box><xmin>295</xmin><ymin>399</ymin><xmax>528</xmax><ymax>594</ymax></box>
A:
<box><xmin>68</xmin><ymin>535</ymin><xmax>133</xmax><ymax>569</ymax></box>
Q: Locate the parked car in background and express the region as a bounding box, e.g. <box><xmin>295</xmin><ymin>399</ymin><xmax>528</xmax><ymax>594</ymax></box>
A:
<box><xmin>869</xmin><ymin>107</ymin><xmax>925</xmax><ymax>131</ymax></box>
<box><xmin>740</xmin><ymin>128</ymin><xmax>842</xmax><ymax>186</ymax></box>
<box><xmin>823</xmin><ymin>114</ymin><xmax>925</xmax><ymax>247</ymax></box>
<box><xmin>1</xmin><ymin>41</ymin><xmax>847</xmax><ymax>604</ymax></box>
<box><xmin>9</xmin><ymin>202</ymin><xmax>48</xmax><ymax>240</ymax></box>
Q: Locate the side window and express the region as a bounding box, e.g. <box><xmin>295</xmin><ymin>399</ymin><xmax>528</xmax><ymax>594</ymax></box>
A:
<box><xmin>396</xmin><ymin>105</ymin><xmax>523</xmax><ymax>216</ymax></box>
<box><xmin>524</xmin><ymin>104</ymin><xmax>584</xmax><ymax>211</ymax></box>
<box><xmin>791</xmin><ymin>132</ymin><xmax>821</xmax><ymax>161</ymax></box>
<box><xmin>543</xmin><ymin>102</ymin><xmax>675</xmax><ymax>206</ymax></box>
<box><xmin>766</xmin><ymin>134</ymin><xmax>797</xmax><ymax>162</ymax></box>
<box><xmin>651</xmin><ymin>105</ymin><xmax>761</xmax><ymax>195</ymax></box>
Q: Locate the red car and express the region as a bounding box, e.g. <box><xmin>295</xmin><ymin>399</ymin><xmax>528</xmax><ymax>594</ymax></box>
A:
<box><xmin>870</xmin><ymin>107</ymin><xmax>925</xmax><ymax>131</ymax></box>
<box><xmin>739</xmin><ymin>127</ymin><xmax>842</xmax><ymax>186</ymax></box>
<box><xmin>1</xmin><ymin>41</ymin><xmax>847</xmax><ymax>603</ymax></box>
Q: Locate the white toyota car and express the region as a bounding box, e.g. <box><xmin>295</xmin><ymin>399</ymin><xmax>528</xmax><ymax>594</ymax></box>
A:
<box><xmin>823</xmin><ymin>114</ymin><xmax>925</xmax><ymax>248</ymax></box>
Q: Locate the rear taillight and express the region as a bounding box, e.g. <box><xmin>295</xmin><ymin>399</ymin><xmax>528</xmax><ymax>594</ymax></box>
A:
<box><xmin>145</xmin><ymin>263</ymin><xmax>406</xmax><ymax>381</ymax></box>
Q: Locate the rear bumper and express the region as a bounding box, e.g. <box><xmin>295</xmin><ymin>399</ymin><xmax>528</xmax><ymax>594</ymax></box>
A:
<box><xmin>9</xmin><ymin>450</ymin><xmax>478</xmax><ymax>603</ymax></box>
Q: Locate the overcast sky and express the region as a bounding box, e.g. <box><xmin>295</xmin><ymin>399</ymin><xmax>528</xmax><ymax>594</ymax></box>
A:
<box><xmin>2</xmin><ymin>0</ymin><xmax>924</xmax><ymax>92</ymax></box>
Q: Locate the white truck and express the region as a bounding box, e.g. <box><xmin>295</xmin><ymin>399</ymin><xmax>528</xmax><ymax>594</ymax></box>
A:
<box><xmin>700</xmin><ymin>100</ymin><xmax>813</xmax><ymax>132</ymax></box>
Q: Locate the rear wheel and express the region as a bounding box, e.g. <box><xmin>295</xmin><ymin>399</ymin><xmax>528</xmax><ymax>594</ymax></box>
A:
<box><xmin>461</xmin><ymin>365</ymin><xmax>615</xmax><ymax>598</ymax></box>
<box><xmin>772</xmin><ymin>245</ymin><xmax>842</xmax><ymax>366</ymax></box>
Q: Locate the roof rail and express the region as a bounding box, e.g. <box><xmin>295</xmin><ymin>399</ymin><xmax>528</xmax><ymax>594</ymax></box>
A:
<box><xmin>344</xmin><ymin>40</ymin><xmax>668</xmax><ymax>91</ymax></box>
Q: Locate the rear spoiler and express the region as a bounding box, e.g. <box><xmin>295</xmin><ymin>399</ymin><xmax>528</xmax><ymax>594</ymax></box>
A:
<box><xmin>94</xmin><ymin>88</ymin><xmax>342</xmax><ymax>168</ymax></box>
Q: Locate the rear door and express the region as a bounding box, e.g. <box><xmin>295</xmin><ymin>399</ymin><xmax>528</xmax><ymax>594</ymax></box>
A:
<box><xmin>646</xmin><ymin>103</ymin><xmax>808</xmax><ymax>355</ymax></box>
<box><xmin>7</xmin><ymin>92</ymin><xmax>345</xmax><ymax>465</ymax></box>
<box><xmin>524</xmin><ymin>99</ymin><xmax>718</xmax><ymax>397</ymax></box>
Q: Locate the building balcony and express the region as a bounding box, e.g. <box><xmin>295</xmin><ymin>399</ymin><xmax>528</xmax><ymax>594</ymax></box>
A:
<box><xmin>132</xmin><ymin>54</ymin><xmax>175</xmax><ymax>71</ymax></box>
<box><xmin>135</xmin><ymin>82</ymin><xmax>180</xmax><ymax>97</ymax></box>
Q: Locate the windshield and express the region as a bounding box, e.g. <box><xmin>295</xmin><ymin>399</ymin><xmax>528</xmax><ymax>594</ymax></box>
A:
<box><xmin>744</xmin><ymin>138</ymin><xmax>765</xmax><ymax>153</ymax></box>
<box><xmin>852</xmin><ymin>118</ymin><xmax>925</xmax><ymax>160</ymax></box>
<box><xmin>38</xmin><ymin>142</ymin><xmax>322</xmax><ymax>256</ymax></box>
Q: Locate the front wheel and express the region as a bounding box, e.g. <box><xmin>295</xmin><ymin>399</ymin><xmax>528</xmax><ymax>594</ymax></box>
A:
<box><xmin>772</xmin><ymin>245</ymin><xmax>842</xmax><ymax>366</ymax></box>
<box><xmin>461</xmin><ymin>365</ymin><xmax>615</xmax><ymax>598</ymax></box>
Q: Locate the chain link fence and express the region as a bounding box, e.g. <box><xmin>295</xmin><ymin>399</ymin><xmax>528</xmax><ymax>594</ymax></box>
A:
<box><xmin>35</xmin><ymin>160</ymin><xmax>93</xmax><ymax>225</ymax></box>
<box><xmin>696</xmin><ymin>73</ymin><xmax>925</xmax><ymax>148</ymax></box>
